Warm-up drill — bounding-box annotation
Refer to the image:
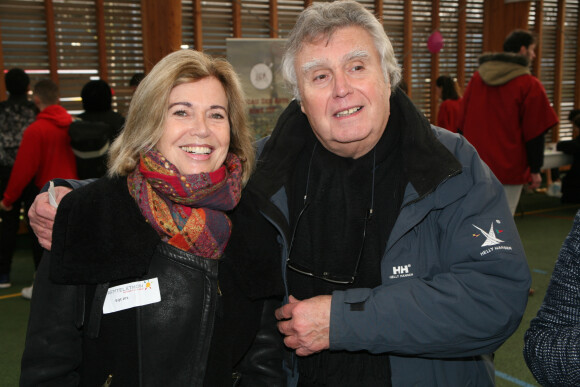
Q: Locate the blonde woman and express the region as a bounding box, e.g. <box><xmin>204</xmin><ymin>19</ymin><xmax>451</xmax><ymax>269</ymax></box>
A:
<box><xmin>21</xmin><ymin>49</ymin><xmax>282</xmax><ymax>386</ymax></box>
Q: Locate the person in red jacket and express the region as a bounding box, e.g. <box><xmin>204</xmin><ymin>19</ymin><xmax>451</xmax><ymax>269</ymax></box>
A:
<box><xmin>461</xmin><ymin>30</ymin><xmax>558</xmax><ymax>215</ymax></box>
<box><xmin>0</xmin><ymin>79</ymin><xmax>77</xmax><ymax>298</ymax></box>
<box><xmin>435</xmin><ymin>75</ymin><xmax>462</xmax><ymax>133</ymax></box>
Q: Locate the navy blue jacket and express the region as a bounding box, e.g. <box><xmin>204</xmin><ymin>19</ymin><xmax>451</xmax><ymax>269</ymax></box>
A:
<box><xmin>236</xmin><ymin>93</ymin><xmax>531</xmax><ymax>386</ymax></box>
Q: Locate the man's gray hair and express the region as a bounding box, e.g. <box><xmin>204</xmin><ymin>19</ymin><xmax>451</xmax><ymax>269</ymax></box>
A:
<box><xmin>281</xmin><ymin>0</ymin><xmax>401</xmax><ymax>101</ymax></box>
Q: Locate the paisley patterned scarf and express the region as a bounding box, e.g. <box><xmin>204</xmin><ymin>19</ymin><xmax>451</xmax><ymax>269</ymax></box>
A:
<box><xmin>128</xmin><ymin>149</ymin><xmax>242</xmax><ymax>259</ymax></box>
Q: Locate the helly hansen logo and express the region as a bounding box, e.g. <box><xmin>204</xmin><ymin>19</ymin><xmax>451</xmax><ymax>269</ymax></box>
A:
<box><xmin>472</xmin><ymin>219</ymin><xmax>514</xmax><ymax>256</ymax></box>
<box><xmin>393</xmin><ymin>265</ymin><xmax>410</xmax><ymax>274</ymax></box>
<box><xmin>389</xmin><ymin>264</ymin><xmax>414</xmax><ymax>279</ymax></box>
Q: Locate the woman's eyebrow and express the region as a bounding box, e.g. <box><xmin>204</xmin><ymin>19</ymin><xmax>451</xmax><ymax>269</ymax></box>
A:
<box><xmin>168</xmin><ymin>102</ymin><xmax>227</xmax><ymax>113</ymax></box>
<box><xmin>168</xmin><ymin>101</ymin><xmax>192</xmax><ymax>109</ymax></box>
<box><xmin>210</xmin><ymin>104</ymin><xmax>227</xmax><ymax>111</ymax></box>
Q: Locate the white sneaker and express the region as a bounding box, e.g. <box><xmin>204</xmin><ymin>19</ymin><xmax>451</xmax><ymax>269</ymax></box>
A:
<box><xmin>21</xmin><ymin>285</ymin><xmax>33</xmax><ymax>300</ymax></box>
<box><xmin>0</xmin><ymin>273</ymin><xmax>11</xmax><ymax>289</ymax></box>
<box><xmin>547</xmin><ymin>182</ymin><xmax>563</xmax><ymax>198</ymax></box>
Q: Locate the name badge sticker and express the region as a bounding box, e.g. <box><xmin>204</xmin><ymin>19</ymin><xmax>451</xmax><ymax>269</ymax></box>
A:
<box><xmin>103</xmin><ymin>278</ymin><xmax>161</xmax><ymax>314</ymax></box>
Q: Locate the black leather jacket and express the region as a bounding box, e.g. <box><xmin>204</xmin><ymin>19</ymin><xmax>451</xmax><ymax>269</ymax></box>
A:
<box><xmin>20</xmin><ymin>176</ymin><xmax>285</xmax><ymax>387</ymax></box>
<box><xmin>21</xmin><ymin>244</ymin><xmax>222</xmax><ymax>386</ymax></box>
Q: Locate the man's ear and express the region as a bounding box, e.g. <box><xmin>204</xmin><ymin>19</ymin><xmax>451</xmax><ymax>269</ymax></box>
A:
<box><xmin>32</xmin><ymin>94</ymin><xmax>41</xmax><ymax>108</ymax></box>
<box><xmin>518</xmin><ymin>45</ymin><xmax>527</xmax><ymax>56</ymax></box>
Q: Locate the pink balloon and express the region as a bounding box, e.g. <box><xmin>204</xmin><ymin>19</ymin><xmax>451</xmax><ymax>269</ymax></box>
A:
<box><xmin>427</xmin><ymin>30</ymin><xmax>444</xmax><ymax>54</ymax></box>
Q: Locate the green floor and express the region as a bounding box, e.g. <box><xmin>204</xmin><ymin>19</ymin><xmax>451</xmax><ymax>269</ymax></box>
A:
<box><xmin>1</xmin><ymin>191</ymin><xmax>579</xmax><ymax>386</ymax></box>
<box><xmin>495</xmin><ymin>192</ymin><xmax>580</xmax><ymax>387</ymax></box>
<box><xmin>0</xmin><ymin>233</ymin><xmax>34</xmax><ymax>387</ymax></box>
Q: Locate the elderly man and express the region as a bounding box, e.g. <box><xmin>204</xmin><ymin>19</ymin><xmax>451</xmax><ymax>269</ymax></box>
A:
<box><xmin>228</xmin><ymin>2</ymin><xmax>530</xmax><ymax>385</ymax></box>
<box><xmin>30</xmin><ymin>1</ymin><xmax>530</xmax><ymax>385</ymax></box>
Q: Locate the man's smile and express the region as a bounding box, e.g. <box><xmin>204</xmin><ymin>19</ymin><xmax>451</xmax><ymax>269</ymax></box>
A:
<box><xmin>334</xmin><ymin>106</ymin><xmax>363</xmax><ymax>118</ymax></box>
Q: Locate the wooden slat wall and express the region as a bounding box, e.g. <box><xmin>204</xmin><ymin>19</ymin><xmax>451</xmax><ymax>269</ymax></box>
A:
<box><xmin>374</xmin><ymin>0</ymin><xmax>383</xmax><ymax>23</ymax></box>
<box><xmin>430</xmin><ymin>0</ymin><xmax>440</xmax><ymax>121</ymax></box>
<box><xmin>95</xmin><ymin>0</ymin><xmax>107</xmax><ymax>82</ymax></box>
<box><xmin>483</xmin><ymin>0</ymin><xmax>531</xmax><ymax>53</ymax></box>
<box><xmin>192</xmin><ymin>0</ymin><xmax>202</xmax><ymax>50</ymax></box>
<box><xmin>44</xmin><ymin>0</ymin><xmax>58</xmax><ymax>84</ymax></box>
<box><xmin>559</xmin><ymin>0</ymin><xmax>579</xmax><ymax>138</ymax></box>
<box><xmin>104</xmin><ymin>0</ymin><xmax>144</xmax><ymax>115</ymax></box>
<box><xmin>409</xmin><ymin>1</ymin><xmax>434</xmax><ymax>116</ymax></box>
<box><xmin>141</xmin><ymin>0</ymin><xmax>182</xmax><ymax>73</ymax></box>
<box><xmin>269</xmin><ymin>0</ymin><xmax>278</xmax><ymax>38</ymax></box>
<box><xmin>233</xmin><ymin>1</ymin><xmax>242</xmax><ymax>38</ymax></box>
<box><xmin>0</xmin><ymin>21</ymin><xmax>5</xmax><ymax>98</ymax></box>
<box><xmin>576</xmin><ymin>3</ymin><xmax>580</xmax><ymax>110</ymax></box>
<box><xmin>551</xmin><ymin>0</ymin><xmax>565</xmax><ymax>142</ymax></box>
<box><xmin>403</xmin><ymin>0</ymin><xmax>413</xmax><ymax>97</ymax></box>
<box><xmin>1</xmin><ymin>0</ymin><xmax>52</xmax><ymax>103</ymax></box>
<box><xmin>382</xmin><ymin>0</ymin><xmax>404</xmax><ymax>91</ymax></box>
<box><xmin>532</xmin><ymin>0</ymin><xmax>544</xmax><ymax>78</ymax></box>
<box><xmin>0</xmin><ymin>0</ymin><xmax>577</xmax><ymax>141</ymax></box>
<box><xmin>456</xmin><ymin>0</ymin><xmax>466</xmax><ymax>91</ymax></box>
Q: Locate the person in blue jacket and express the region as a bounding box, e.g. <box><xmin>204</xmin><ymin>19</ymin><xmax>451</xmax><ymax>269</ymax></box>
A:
<box><xmin>29</xmin><ymin>1</ymin><xmax>531</xmax><ymax>385</ymax></box>
<box><xmin>232</xmin><ymin>1</ymin><xmax>530</xmax><ymax>386</ymax></box>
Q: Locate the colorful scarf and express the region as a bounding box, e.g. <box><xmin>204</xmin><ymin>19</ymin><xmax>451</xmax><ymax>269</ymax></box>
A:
<box><xmin>128</xmin><ymin>149</ymin><xmax>242</xmax><ymax>259</ymax></box>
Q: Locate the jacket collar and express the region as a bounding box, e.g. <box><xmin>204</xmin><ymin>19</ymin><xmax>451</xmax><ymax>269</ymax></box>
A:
<box><xmin>246</xmin><ymin>88</ymin><xmax>461</xmax><ymax>203</ymax></box>
<box><xmin>477</xmin><ymin>52</ymin><xmax>531</xmax><ymax>86</ymax></box>
<box><xmin>227</xmin><ymin>90</ymin><xmax>462</xmax><ymax>300</ymax></box>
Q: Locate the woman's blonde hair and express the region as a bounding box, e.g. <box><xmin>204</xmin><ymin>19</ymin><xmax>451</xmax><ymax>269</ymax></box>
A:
<box><xmin>108</xmin><ymin>49</ymin><xmax>255</xmax><ymax>184</ymax></box>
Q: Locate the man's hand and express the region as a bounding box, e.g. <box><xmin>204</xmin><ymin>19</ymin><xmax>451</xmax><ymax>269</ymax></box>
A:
<box><xmin>28</xmin><ymin>186</ymin><xmax>72</xmax><ymax>250</ymax></box>
<box><xmin>528</xmin><ymin>172</ymin><xmax>542</xmax><ymax>190</ymax></box>
<box><xmin>0</xmin><ymin>201</ymin><xmax>12</xmax><ymax>211</ymax></box>
<box><xmin>275</xmin><ymin>295</ymin><xmax>331</xmax><ymax>356</ymax></box>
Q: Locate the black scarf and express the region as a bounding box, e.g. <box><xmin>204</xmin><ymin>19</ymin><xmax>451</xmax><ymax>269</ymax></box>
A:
<box><xmin>287</xmin><ymin>111</ymin><xmax>406</xmax><ymax>298</ymax></box>
<box><xmin>285</xmin><ymin>96</ymin><xmax>407</xmax><ymax>387</ymax></box>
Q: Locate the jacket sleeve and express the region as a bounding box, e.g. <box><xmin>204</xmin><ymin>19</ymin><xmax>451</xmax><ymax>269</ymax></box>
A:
<box><xmin>525</xmin><ymin>133</ymin><xmax>545</xmax><ymax>173</ymax></box>
<box><xmin>329</xmin><ymin>134</ymin><xmax>531</xmax><ymax>358</ymax></box>
<box><xmin>523</xmin><ymin>210</ymin><xmax>580</xmax><ymax>386</ymax></box>
<box><xmin>40</xmin><ymin>178</ymin><xmax>97</xmax><ymax>193</ymax></box>
<box><xmin>20</xmin><ymin>252</ymin><xmax>83</xmax><ymax>387</ymax></box>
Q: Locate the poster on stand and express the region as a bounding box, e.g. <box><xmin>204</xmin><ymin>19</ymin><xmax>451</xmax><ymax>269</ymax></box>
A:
<box><xmin>227</xmin><ymin>38</ymin><xmax>292</xmax><ymax>139</ymax></box>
